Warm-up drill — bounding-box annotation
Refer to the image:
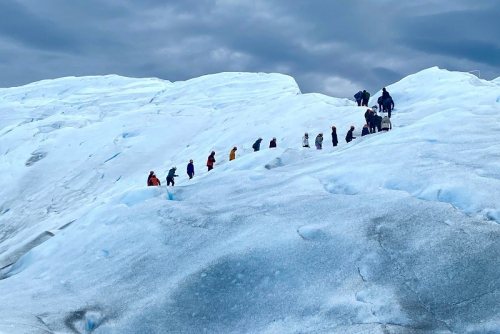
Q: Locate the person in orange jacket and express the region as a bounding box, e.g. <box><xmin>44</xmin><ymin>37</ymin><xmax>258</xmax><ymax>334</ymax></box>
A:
<box><xmin>207</xmin><ymin>151</ymin><xmax>216</xmax><ymax>171</ymax></box>
<box><xmin>229</xmin><ymin>147</ymin><xmax>237</xmax><ymax>161</ymax></box>
<box><xmin>147</xmin><ymin>171</ymin><xmax>161</xmax><ymax>186</ymax></box>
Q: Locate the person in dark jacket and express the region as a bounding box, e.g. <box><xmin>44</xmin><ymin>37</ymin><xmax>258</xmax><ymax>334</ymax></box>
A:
<box><xmin>147</xmin><ymin>171</ymin><xmax>161</xmax><ymax>186</ymax></box>
<box><xmin>383</xmin><ymin>97</ymin><xmax>395</xmax><ymax>118</ymax></box>
<box><xmin>364</xmin><ymin>109</ymin><xmax>371</xmax><ymax>124</ymax></box>
<box><xmin>354</xmin><ymin>91</ymin><xmax>363</xmax><ymax>106</ymax></box>
<box><xmin>207</xmin><ymin>151</ymin><xmax>216</xmax><ymax>171</ymax></box>
<box><xmin>377</xmin><ymin>96</ymin><xmax>383</xmax><ymax>113</ymax></box>
<box><xmin>346</xmin><ymin>126</ymin><xmax>355</xmax><ymax>143</ymax></box>
<box><xmin>366</xmin><ymin>109</ymin><xmax>376</xmax><ymax>133</ymax></box>
<box><xmin>331</xmin><ymin>126</ymin><xmax>338</xmax><ymax>147</ymax></box>
<box><xmin>187</xmin><ymin>159</ymin><xmax>195</xmax><ymax>179</ymax></box>
<box><xmin>252</xmin><ymin>138</ymin><xmax>263</xmax><ymax>152</ymax></box>
<box><xmin>166</xmin><ymin>167</ymin><xmax>179</xmax><ymax>186</ymax></box>
<box><xmin>361</xmin><ymin>124</ymin><xmax>370</xmax><ymax>136</ymax></box>
<box><xmin>369</xmin><ymin>111</ymin><xmax>377</xmax><ymax>133</ymax></box>
<box><xmin>315</xmin><ymin>133</ymin><xmax>323</xmax><ymax>149</ymax></box>
<box><xmin>382</xmin><ymin>87</ymin><xmax>391</xmax><ymax>99</ymax></box>
<box><xmin>269</xmin><ymin>137</ymin><xmax>277</xmax><ymax>148</ymax></box>
<box><xmin>362</xmin><ymin>90</ymin><xmax>370</xmax><ymax>107</ymax></box>
<box><xmin>375</xmin><ymin>112</ymin><xmax>383</xmax><ymax>132</ymax></box>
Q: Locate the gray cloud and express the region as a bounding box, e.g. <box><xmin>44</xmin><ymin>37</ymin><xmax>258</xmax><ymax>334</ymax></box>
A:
<box><xmin>0</xmin><ymin>0</ymin><xmax>499</xmax><ymax>98</ymax></box>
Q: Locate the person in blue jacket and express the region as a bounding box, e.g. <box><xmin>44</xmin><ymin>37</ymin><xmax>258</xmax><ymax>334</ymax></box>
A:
<box><xmin>362</xmin><ymin>124</ymin><xmax>370</xmax><ymax>136</ymax></box>
<box><xmin>166</xmin><ymin>167</ymin><xmax>179</xmax><ymax>186</ymax></box>
<box><xmin>354</xmin><ymin>91</ymin><xmax>363</xmax><ymax>106</ymax></box>
<box><xmin>187</xmin><ymin>159</ymin><xmax>195</xmax><ymax>179</ymax></box>
<box><xmin>252</xmin><ymin>138</ymin><xmax>263</xmax><ymax>152</ymax></box>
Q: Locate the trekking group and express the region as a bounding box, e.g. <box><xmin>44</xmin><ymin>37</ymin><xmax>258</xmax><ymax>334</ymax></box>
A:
<box><xmin>148</xmin><ymin>87</ymin><xmax>395</xmax><ymax>187</ymax></box>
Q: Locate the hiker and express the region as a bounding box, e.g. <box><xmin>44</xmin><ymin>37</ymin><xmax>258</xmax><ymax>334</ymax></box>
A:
<box><xmin>166</xmin><ymin>167</ymin><xmax>179</xmax><ymax>186</ymax></box>
<box><xmin>302</xmin><ymin>132</ymin><xmax>310</xmax><ymax>148</ymax></box>
<box><xmin>346</xmin><ymin>126</ymin><xmax>356</xmax><ymax>143</ymax></box>
<box><xmin>147</xmin><ymin>171</ymin><xmax>161</xmax><ymax>186</ymax></box>
<box><xmin>362</xmin><ymin>90</ymin><xmax>370</xmax><ymax>107</ymax></box>
<box><xmin>331</xmin><ymin>126</ymin><xmax>338</xmax><ymax>147</ymax></box>
<box><xmin>229</xmin><ymin>147</ymin><xmax>237</xmax><ymax>161</ymax></box>
<box><xmin>364</xmin><ymin>109</ymin><xmax>371</xmax><ymax>124</ymax></box>
<box><xmin>377</xmin><ymin>96</ymin><xmax>383</xmax><ymax>113</ymax></box>
<box><xmin>381</xmin><ymin>115</ymin><xmax>392</xmax><ymax>131</ymax></box>
<box><xmin>375</xmin><ymin>112</ymin><xmax>383</xmax><ymax>132</ymax></box>
<box><xmin>269</xmin><ymin>137</ymin><xmax>277</xmax><ymax>148</ymax></box>
<box><xmin>362</xmin><ymin>124</ymin><xmax>370</xmax><ymax>136</ymax></box>
<box><xmin>366</xmin><ymin>109</ymin><xmax>376</xmax><ymax>133</ymax></box>
<box><xmin>369</xmin><ymin>111</ymin><xmax>377</xmax><ymax>134</ymax></box>
<box><xmin>252</xmin><ymin>138</ymin><xmax>263</xmax><ymax>152</ymax></box>
<box><xmin>382</xmin><ymin>87</ymin><xmax>391</xmax><ymax>99</ymax></box>
<box><xmin>207</xmin><ymin>151</ymin><xmax>216</xmax><ymax>171</ymax></box>
<box><xmin>315</xmin><ymin>133</ymin><xmax>323</xmax><ymax>150</ymax></box>
<box><xmin>354</xmin><ymin>91</ymin><xmax>363</xmax><ymax>106</ymax></box>
<box><xmin>383</xmin><ymin>96</ymin><xmax>395</xmax><ymax>118</ymax></box>
<box><xmin>187</xmin><ymin>160</ymin><xmax>195</xmax><ymax>179</ymax></box>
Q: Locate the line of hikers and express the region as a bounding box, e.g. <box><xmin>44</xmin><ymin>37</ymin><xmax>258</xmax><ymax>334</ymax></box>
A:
<box><xmin>147</xmin><ymin>89</ymin><xmax>395</xmax><ymax>187</ymax></box>
<box><xmin>148</xmin><ymin>116</ymin><xmax>392</xmax><ymax>187</ymax></box>
<box><xmin>354</xmin><ymin>87</ymin><xmax>395</xmax><ymax>118</ymax></box>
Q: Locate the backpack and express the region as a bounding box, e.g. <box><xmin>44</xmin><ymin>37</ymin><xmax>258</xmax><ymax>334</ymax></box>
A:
<box><xmin>382</xmin><ymin>117</ymin><xmax>391</xmax><ymax>129</ymax></box>
<box><xmin>354</xmin><ymin>91</ymin><xmax>362</xmax><ymax>99</ymax></box>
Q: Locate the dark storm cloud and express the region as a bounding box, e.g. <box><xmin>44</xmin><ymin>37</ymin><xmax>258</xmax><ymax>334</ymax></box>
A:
<box><xmin>396</xmin><ymin>5</ymin><xmax>500</xmax><ymax>65</ymax></box>
<box><xmin>0</xmin><ymin>0</ymin><xmax>499</xmax><ymax>97</ymax></box>
<box><xmin>0</xmin><ymin>1</ymin><xmax>79</xmax><ymax>52</ymax></box>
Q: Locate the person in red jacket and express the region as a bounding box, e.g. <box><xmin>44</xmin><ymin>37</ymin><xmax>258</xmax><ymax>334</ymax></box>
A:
<box><xmin>147</xmin><ymin>171</ymin><xmax>161</xmax><ymax>186</ymax></box>
<box><xmin>207</xmin><ymin>151</ymin><xmax>216</xmax><ymax>171</ymax></box>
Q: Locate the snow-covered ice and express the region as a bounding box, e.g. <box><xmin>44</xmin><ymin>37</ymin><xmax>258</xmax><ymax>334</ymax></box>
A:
<box><xmin>1</xmin><ymin>67</ymin><xmax>500</xmax><ymax>333</ymax></box>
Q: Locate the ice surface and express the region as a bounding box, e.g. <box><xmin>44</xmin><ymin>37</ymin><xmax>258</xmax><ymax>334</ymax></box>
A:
<box><xmin>1</xmin><ymin>67</ymin><xmax>500</xmax><ymax>333</ymax></box>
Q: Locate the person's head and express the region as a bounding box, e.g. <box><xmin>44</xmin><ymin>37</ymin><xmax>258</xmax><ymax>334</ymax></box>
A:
<box><xmin>189</xmin><ymin>159</ymin><xmax>193</xmax><ymax>163</ymax></box>
<box><xmin>233</xmin><ymin>146</ymin><xmax>237</xmax><ymax>151</ymax></box>
<box><xmin>319</xmin><ymin>132</ymin><xmax>323</xmax><ymax>136</ymax></box>
<box><xmin>332</xmin><ymin>125</ymin><xmax>336</xmax><ymax>129</ymax></box>
<box><xmin>304</xmin><ymin>132</ymin><xmax>308</xmax><ymax>137</ymax></box>
<box><xmin>364</xmin><ymin>124</ymin><xmax>368</xmax><ymax>127</ymax></box>
<box><xmin>363</xmin><ymin>90</ymin><xmax>366</xmax><ymax>93</ymax></box>
<box><xmin>211</xmin><ymin>151</ymin><xmax>215</xmax><ymax>155</ymax></box>
<box><xmin>383</xmin><ymin>88</ymin><xmax>387</xmax><ymax>92</ymax></box>
<box><xmin>272</xmin><ymin>137</ymin><xmax>276</xmax><ymax>141</ymax></box>
<box><xmin>367</xmin><ymin>109</ymin><xmax>372</xmax><ymax>113</ymax></box>
<box><xmin>350</xmin><ymin>125</ymin><xmax>355</xmax><ymax>130</ymax></box>
<box><xmin>172</xmin><ymin>167</ymin><xmax>177</xmax><ymax>170</ymax></box>
<box><xmin>150</xmin><ymin>171</ymin><xmax>154</xmax><ymax>175</ymax></box>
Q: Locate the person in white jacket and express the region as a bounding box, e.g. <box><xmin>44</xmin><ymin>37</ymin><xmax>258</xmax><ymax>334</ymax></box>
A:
<box><xmin>381</xmin><ymin>116</ymin><xmax>392</xmax><ymax>131</ymax></box>
<box><xmin>302</xmin><ymin>132</ymin><xmax>310</xmax><ymax>148</ymax></box>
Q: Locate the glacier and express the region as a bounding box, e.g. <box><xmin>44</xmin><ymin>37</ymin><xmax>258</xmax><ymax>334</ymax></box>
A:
<box><xmin>1</xmin><ymin>68</ymin><xmax>500</xmax><ymax>333</ymax></box>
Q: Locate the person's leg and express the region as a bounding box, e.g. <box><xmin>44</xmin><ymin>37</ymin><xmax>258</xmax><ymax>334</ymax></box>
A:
<box><xmin>388</xmin><ymin>108</ymin><xmax>392</xmax><ymax>118</ymax></box>
<box><xmin>208</xmin><ymin>166</ymin><xmax>213</xmax><ymax>171</ymax></box>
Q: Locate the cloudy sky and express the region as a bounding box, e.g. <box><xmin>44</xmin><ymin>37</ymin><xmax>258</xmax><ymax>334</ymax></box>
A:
<box><xmin>1</xmin><ymin>0</ymin><xmax>499</xmax><ymax>97</ymax></box>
